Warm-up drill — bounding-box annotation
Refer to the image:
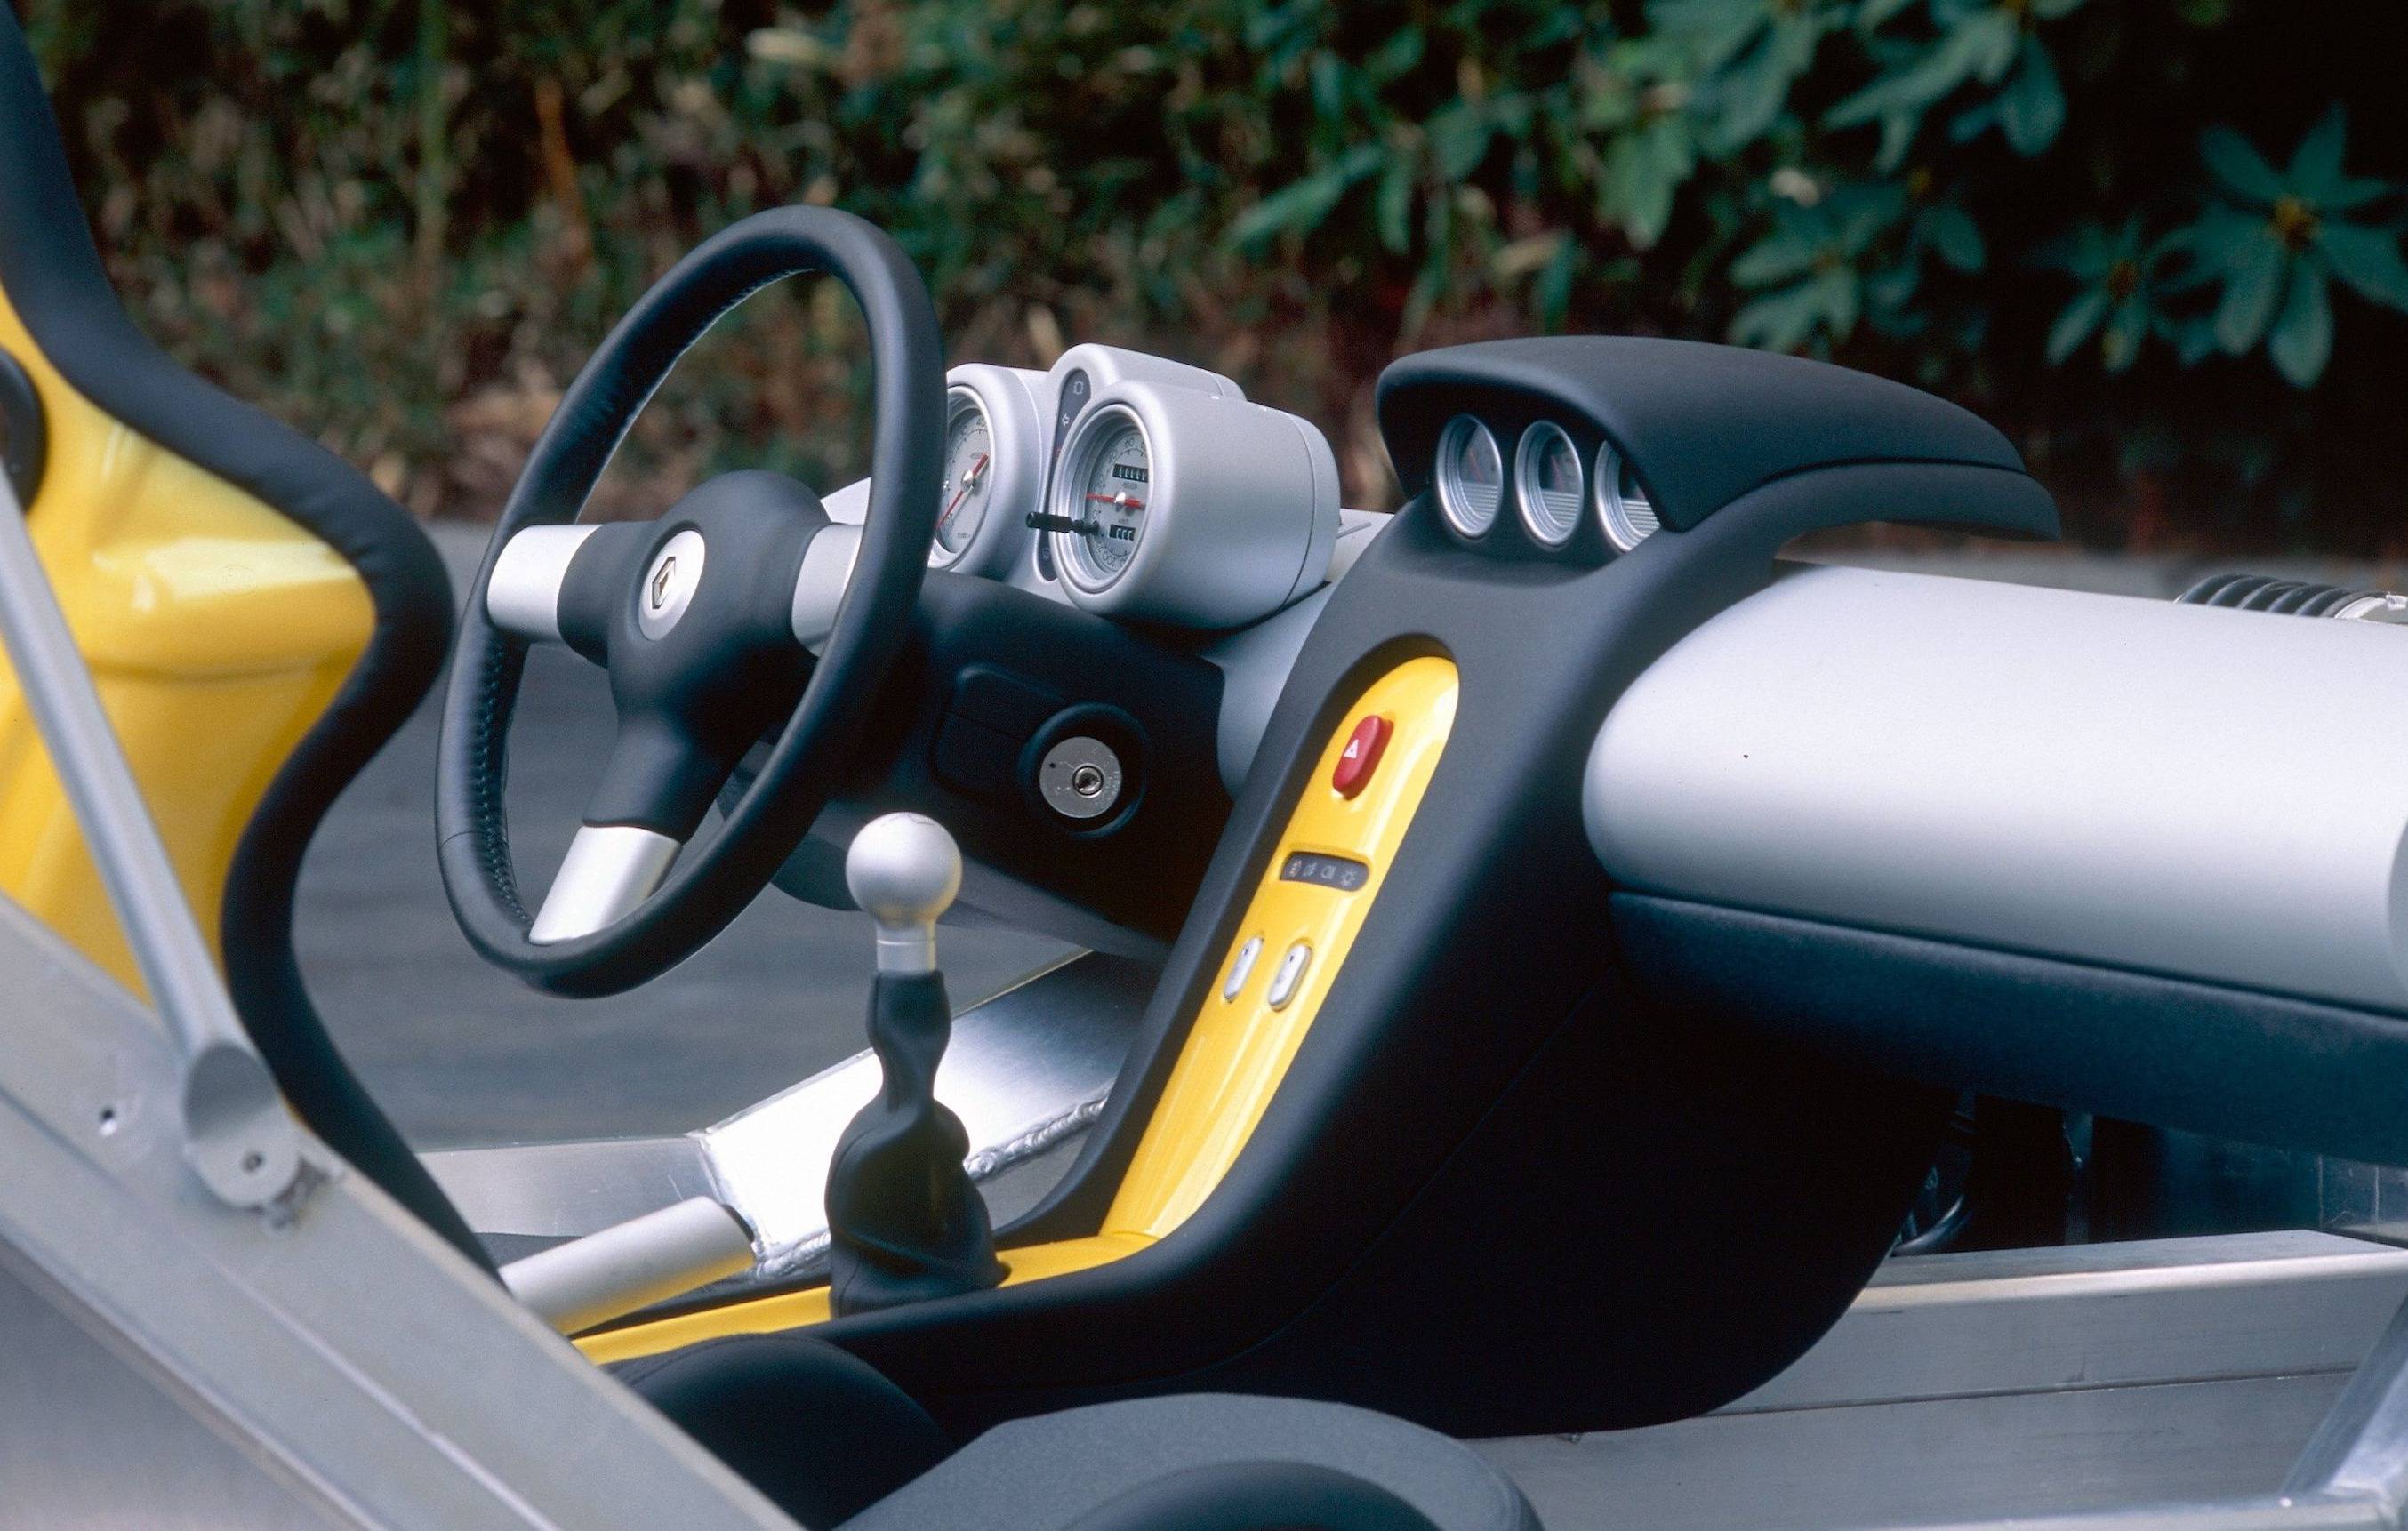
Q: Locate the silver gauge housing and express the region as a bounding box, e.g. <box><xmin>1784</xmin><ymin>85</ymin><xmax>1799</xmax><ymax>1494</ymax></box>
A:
<box><xmin>1046</xmin><ymin>379</ymin><xmax>1339</xmax><ymax>629</ymax></box>
<box><xmin>921</xmin><ymin>364</ymin><xmax>1047</xmax><ymax>580</ymax></box>
<box><xmin>930</xmin><ymin>385</ymin><xmax>995</xmax><ymax>569</ymax></box>
<box><xmin>1514</xmin><ymin>421</ymin><xmax>1585</xmax><ymax>548</ymax></box>
<box><xmin>1594</xmin><ymin>438</ymin><xmax>1662</xmax><ymax>552</ymax></box>
<box><xmin>1053</xmin><ymin>403</ymin><xmax>1154</xmax><ymax>594</ymax></box>
<box><xmin>1434</xmin><ymin>415</ymin><xmax>1504</xmax><ymax>540</ymax></box>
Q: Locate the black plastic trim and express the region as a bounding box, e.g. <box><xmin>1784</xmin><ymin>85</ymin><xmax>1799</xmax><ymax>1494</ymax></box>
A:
<box><xmin>1613</xmin><ymin>893</ymin><xmax>2408</xmax><ymax>1169</ymax></box>
<box><xmin>0</xmin><ymin>345</ymin><xmax>44</xmax><ymax>503</ymax></box>
<box><xmin>1379</xmin><ymin>335</ymin><xmax>2027</xmax><ymax>535</ymax></box>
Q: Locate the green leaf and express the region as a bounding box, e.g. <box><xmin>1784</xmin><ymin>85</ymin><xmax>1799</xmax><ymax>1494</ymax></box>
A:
<box><xmin>2102</xmin><ymin>294</ymin><xmax>2150</xmax><ymax>372</ymax></box>
<box><xmin>1427</xmin><ymin>102</ymin><xmax>1494</xmax><ymax>181</ymax></box>
<box><xmin>2212</xmin><ymin>230</ymin><xmax>2284</xmax><ymax>353</ymax></box>
<box><xmin>1375</xmin><ymin>159</ymin><xmax>1415</xmax><ymax>254</ymax></box>
<box><xmin>1601</xmin><ymin>120</ymin><xmax>1694</xmax><ymax>250</ymax></box>
<box><xmin>2161</xmin><ymin>314</ymin><xmax>2219</xmax><ymax>366</ymax></box>
<box><xmin>1866</xmin><ymin>255</ymin><xmax>1921</xmax><ymax>314</ymax></box>
<box><xmin>1227</xmin><ymin>144</ymin><xmax>1383</xmax><ymax>248</ymax></box>
<box><xmin>2200</xmin><ymin>125</ymin><xmax>2284</xmax><ymax>205</ymax></box>
<box><xmin>1730</xmin><ymin>229</ymin><xmax>1819</xmax><ymax>287</ymax></box>
<box><xmin>1817</xmin><ymin>265</ymin><xmax>1861</xmax><ymax>339</ymax></box>
<box><xmin>2285</xmin><ymin>105</ymin><xmax>2348</xmax><ymax>200</ymax></box>
<box><xmin>2317</xmin><ymin>220</ymin><xmax>2408</xmax><ymax>312</ymax></box>
<box><xmin>2045</xmin><ymin>285</ymin><xmax>2109</xmax><ymax>364</ymax></box>
<box><xmin>1730</xmin><ymin>278</ymin><xmax>1827</xmax><ymax>351</ymax></box>
<box><xmin>1963</xmin><ymin>10</ymin><xmax>2019</xmax><ymax>84</ymax></box>
<box><xmin>1924</xmin><ymin>204</ymin><xmax>1986</xmax><ymax>271</ymax></box>
<box><xmin>1995</xmin><ymin>36</ymin><xmax>2066</xmax><ymax>156</ymax></box>
<box><xmin>1535</xmin><ymin>236</ymin><xmax>1579</xmax><ymax>329</ymax></box>
<box><xmin>2267</xmin><ymin>259</ymin><xmax>2332</xmax><ymax>386</ymax></box>
<box><xmin>2028</xmin><ymin>0</ymin><xmax>2088</xmax><ymax>18</ymax></box>
<box><xmin>2182</xmin><ymin>204</ymin><xmax>2262</xmax><ymax>269</ymax></box>
<box><xmin>1364</xmin><ymin>24</ymin><xmax>1425</xmax><ymax>84</ymax></box>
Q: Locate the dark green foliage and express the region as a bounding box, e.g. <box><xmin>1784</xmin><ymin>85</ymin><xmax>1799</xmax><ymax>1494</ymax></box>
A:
<box><xmin>14</xmin><ymin>0</ymin><xmax>2406</xmax><ymax>547</ymax></box>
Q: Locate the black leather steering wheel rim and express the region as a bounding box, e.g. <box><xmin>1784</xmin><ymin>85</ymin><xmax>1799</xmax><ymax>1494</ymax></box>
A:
<box><xmin>437</xmin><ymin>207</ymin><xmax>942</xmax><ymax>997</ymax></box>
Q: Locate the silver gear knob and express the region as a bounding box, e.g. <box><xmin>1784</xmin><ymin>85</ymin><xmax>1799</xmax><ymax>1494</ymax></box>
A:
<box><xmin>847</xmin><ymin>813</ymin><xmax>961</xmax><ymax>975</ymax></box>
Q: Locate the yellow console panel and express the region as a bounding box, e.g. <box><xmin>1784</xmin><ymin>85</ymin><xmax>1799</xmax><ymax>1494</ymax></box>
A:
<box><xmin>581</xmin><ymin>654</ymin><xmax>1461</xmax><ymax>1362</ymax></box>
<box><xmin>1106</xmin><ymin>655</ymin><xmax>1460</xmax><ymax>1238</ymax></box>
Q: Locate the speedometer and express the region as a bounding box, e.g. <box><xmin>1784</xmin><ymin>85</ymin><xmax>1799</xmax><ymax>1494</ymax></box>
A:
<box><xmin>1058</xmin><ymin>405</ymin><xmax>1152</xmax><ymax>590</ymax></box>
<box><xmin>933</xmin><ymin>388</ymin><xmax>995</xmax><ymax>564</ymax></box>
<box><xmin>1044</xmin><ymin>381</ymin><xmax>1338</xmax><ymax>628</ymax></box>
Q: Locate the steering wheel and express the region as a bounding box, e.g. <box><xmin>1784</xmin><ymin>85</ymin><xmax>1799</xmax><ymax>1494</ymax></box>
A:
<box><xmin>437</xmin><ymin>208</ymin><xmax>942</xmax><ymax>997</ymax></box>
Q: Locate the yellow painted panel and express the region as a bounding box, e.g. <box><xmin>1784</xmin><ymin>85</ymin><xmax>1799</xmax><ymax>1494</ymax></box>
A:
<box><xmin>0</xmin><ymin>284</ymin><xmax>374</xmax><ymax>988</ymax></box>
<box><xmin>574</xmin><ymin>1231</ymin><xmax>1157</xmax><ymax>1364</ymax></box>
<box><xmin>1106</xmin><ymin>657</ymin><xmax>1458</xmax><ymax>1237</ymax></box>
<box><xmin>578</xmin><ymin>658</ymin><xmax>1461</xmax><ymax>1366</ymax></box>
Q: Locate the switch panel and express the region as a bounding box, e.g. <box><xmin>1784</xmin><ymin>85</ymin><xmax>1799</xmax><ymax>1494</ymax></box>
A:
<box><xmin>1107</xmin><ymin>656</ymin><xmax>1461</xmax><ymax>1239</ymax></box>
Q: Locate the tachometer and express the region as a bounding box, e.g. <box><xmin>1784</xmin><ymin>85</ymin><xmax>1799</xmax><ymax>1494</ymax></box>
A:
<box><xmin>933</xmin><ymin>387</ymin><xmax>996</xmax><ymax>564</ymax></box>
<box><xmin>924</xmin><ymin>364</ymin><xmax>1044</xmax><ymax>578</ymax></box>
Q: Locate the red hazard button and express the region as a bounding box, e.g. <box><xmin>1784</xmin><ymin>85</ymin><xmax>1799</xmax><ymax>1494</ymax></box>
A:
<box><xmin>1332</xmin><ymin>714</ymin><xmax>1393</xmax><ymax>798</ymax></box>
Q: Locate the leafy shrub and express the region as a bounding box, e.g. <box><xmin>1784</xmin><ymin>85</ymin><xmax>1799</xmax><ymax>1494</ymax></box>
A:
<box><xmin>15</xmin><ymin>0</ymin><xmax>2407</xmax><ymax>549</ymax></box>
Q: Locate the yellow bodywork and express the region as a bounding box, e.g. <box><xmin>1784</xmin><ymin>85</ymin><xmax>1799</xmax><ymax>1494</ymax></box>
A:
<box><xmin>581</xmin><ymin>656</ymin><xmax>1461</xmax><ymax>1362</ymax></box>
<box><xmin>0</xmin><ymin>285</ymin><xmax>373</xmax><ymax>990</ymax></box>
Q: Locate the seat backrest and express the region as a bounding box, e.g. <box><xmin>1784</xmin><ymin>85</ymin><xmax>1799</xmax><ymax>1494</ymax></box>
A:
<box><xmin>0</xmin><ymin>9</ymin><xmax>482</xmax><ymax>1262</ymax></box>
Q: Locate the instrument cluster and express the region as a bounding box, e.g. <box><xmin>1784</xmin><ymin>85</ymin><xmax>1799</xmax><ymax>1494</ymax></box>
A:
<box><xmin>1433</xmin><ymin>412</ymin><xmax>1659</xmax><ymax>557</ymax></box>
<box><xmin>925</xmin><ymin>344</ymin><xmax>1341</xmax><ymax>631</ymax></box>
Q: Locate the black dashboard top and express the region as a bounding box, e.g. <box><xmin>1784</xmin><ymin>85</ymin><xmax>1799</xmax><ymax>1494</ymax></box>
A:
<box><xmin>1377</xmin><ymin>335</ymin><xmax>2028</xmax><ymax>533</ymax></box>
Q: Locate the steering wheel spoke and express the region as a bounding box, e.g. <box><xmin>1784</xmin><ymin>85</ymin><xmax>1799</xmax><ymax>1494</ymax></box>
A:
<box><xmin>530</xmin><ymin>822</ymin><xmax>684</xmax><ymax>943</ymax></box>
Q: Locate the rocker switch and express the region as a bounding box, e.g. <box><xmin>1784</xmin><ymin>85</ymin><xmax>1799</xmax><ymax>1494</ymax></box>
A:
<box><xmin>1265</xmin><ymin>941</ymin><xmax>1312</xmax><ymax>1010</ymax></box>
<box><xmin>1332</xmin><ymin>715</ymin><xmax>1392</xmax><ymax>798</ymax></box>
<box><xmin>1222</xmin><ymin>936</ymin><xmax>1264</xmax><ymax>1002</ymax></box>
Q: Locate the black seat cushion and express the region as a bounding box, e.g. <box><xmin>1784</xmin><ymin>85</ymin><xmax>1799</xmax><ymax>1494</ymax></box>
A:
<box><xmin>839</xmin><ymin>1391</ymin><xmax>1537</xmax><ymax>1531</ymax></box>
<box><xmin>622</xmin><ymin>1334</ymin><xmax>1537</xmax><ymax>1530</ymax></box>
<box><xmin>616</xmin><ymin>1334</ymin><xmax>957</xmax><ymax>1529</ymax></box>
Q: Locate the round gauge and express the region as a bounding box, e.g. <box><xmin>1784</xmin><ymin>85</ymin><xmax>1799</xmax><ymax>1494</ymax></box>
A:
<box><xmin>1594</xmin><ymin>439</ymin><xmax>1661</xmax><ymax>553</ymax></box>
<box><xmin>1058</xmin><ymin>405</ymin><xmax>1152</xmax><ymax>590</ymax></box>
<box><xmin>1515</xmin><ymin>421</ymin><xmax>1585</xmax><ymax>547</ymax></box>
<box><xmin>931</xmin><ymin>388</ymin><xmax>996</xmax><ymax>567</ymax></box>
<box><xmin>1435</xmin><ymin>415</ymin><xmax>1504</xmax><ymax>539</ymax></box>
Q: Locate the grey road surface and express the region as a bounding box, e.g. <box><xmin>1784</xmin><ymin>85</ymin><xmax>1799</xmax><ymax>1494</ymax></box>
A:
<box><xmin>296</xmin><ymin>526</ymin><xmax>1068</xmax><ymax>1150</ymax></box>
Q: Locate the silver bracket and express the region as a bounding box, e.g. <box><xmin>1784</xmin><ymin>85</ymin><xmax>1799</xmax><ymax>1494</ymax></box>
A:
<box><xmin>0</xmin><ymin>473</ymin><xmax>302</xmax><ymax>1211</ymax></box>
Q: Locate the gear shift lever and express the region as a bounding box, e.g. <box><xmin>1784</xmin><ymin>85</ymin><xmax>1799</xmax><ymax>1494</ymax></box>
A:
<box><xmin>824</xmin><ymin>813</ymin><xmax>1006</xmax><ymax>1316</ymax></box>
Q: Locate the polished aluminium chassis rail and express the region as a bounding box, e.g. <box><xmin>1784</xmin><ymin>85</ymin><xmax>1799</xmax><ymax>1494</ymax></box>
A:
<box><xmin>1484</xmin><ymin>1232</ymin><xmax>2408</xmax><ymax>1531</ymax></box>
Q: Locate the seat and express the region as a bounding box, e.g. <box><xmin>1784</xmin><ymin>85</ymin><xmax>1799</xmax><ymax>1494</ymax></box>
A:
<box><xmin>618</xmin><ymin>1333</ymin><xmax>1538</xmax><ymax>1531</ymax></box>
<box><xmin>0</xmin><ymin>9</ymin><xmax>480</xmax><ymax>1262</ymax></box>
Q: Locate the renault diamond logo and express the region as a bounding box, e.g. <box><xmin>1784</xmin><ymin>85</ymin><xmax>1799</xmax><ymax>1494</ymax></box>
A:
<box><xmin>637</xmin><ymin>530</ymin><xmax>705</xmax><ymax>639</ymax></box>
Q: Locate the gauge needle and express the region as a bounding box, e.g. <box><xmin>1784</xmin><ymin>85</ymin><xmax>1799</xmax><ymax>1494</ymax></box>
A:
<box><xmin>1086</xmin><ymin>492</ymin><xmax>1145</xmax><ymax>510</ymax></box>
<box><xmin>940</xmin><ymin>453</ymin><xmax>991</xmax><ymax>526</ymax></box>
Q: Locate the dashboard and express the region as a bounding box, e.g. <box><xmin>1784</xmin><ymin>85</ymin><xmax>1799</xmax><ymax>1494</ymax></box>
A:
<box><xmin>790</xmin><ymin>341</ymin><xmax>1704</xmax><ymax>955</ymax></box>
